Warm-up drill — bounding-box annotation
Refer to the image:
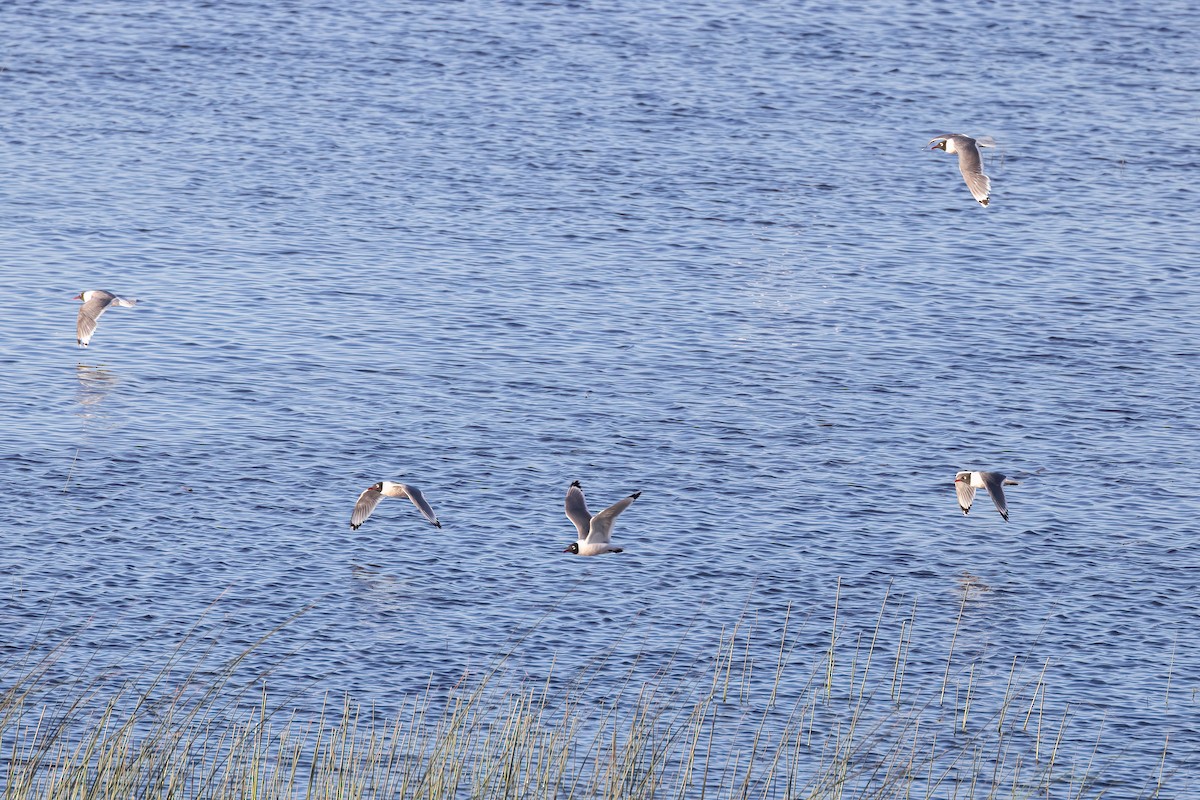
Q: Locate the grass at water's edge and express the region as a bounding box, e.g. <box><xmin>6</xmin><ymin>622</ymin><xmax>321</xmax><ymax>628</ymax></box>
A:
<box><xmin>0</xmin><ymin>588</ymin><xmax>1179</xmax><ymax>799</ymax></box>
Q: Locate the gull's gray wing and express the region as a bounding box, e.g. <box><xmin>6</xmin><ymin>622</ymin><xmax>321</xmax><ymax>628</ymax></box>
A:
<box><xmin>77</xmin><ymin>293</ymin><xmax>116</xmax><ymax>347</ymax></box>
<box><xmin>586</xmin><ymin>492</ymin><xmax>640</xmax><ymax>544</ymax></box>
<box><xmin>565</xmin><ymin>481</ymin><xmax>591</xmax><ymax>538</ymax></box>
<box><xmin>955</xmin><ymin>480</ymin><xmax>976</xmax><ymax>516</ymax></box>
<box><xmin>350</xmin><ymin>487</ymin><xmax>383</xmax><ymax>530</ymax></box>
<box><xmin>980</xmin><ymin>472</ymin><xmax>1010</xmax><ymax>521</ymax></box>
<box><xmin>954</xmin><ymin>137</ymin><xmax>992</xmax><ymax>206</ymax></box>
<box><xmin>399</xmin><ymin>484</ymin><xmax>441</xmax><ymax>528</ymax></box>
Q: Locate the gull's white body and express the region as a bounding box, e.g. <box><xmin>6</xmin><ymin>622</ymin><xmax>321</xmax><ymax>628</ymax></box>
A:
<box><xmin>350</xmin><ymin>480</ymin><xmax>441</xmax><ymax>530</ymax></box>
<box><xmin>954</xmin><ymin>470</ymin><xmax>1018</xmax><ymax>521</ymax></box>
<box><xmin>74</xmin><ymin>289</ymin><xmax>138</xmax><ymax>347</ymax></box>
<box><xmin>927</xmin><ymin>134</ymin><xmax>994</xmax><ymax>206</ymax></box>
<box><xmin>563</xmin><ymin>480</ymin><xmax>640</xmax><ymax>556</ymax></box>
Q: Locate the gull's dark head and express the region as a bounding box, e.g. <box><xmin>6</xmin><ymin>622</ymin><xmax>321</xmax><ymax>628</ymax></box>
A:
<box><xmin>369</xmin><ymin>482</ymin><xmax>383</xmax><ymax>492</ymax></box>
<box><xmin>563</xmin><ymin>542</ymin><xmax>580</xmax><ymax>554</ymax></box>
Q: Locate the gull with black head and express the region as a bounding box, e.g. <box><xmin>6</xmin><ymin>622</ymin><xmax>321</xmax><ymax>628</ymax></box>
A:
<box><xmin>563</xmin><ymin>480</ymin><xmax>641</xmax><ymax>556</ymax></box>
<box><xmin>954</xmin><ymin>471</ymin><xmax>1019</xmax><ymax>521</ymax></box>
<box><xmin>350</xmin><ymin>481</ymin><xmax>441</xmax><ymax>530</ymax></box>
<box><xmin>927</xmin><ymin>134</ymin><xmax>995</xmax><ymax>206</ymax></box>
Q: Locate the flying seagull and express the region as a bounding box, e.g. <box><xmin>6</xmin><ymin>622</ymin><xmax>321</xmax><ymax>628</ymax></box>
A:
<box><xmin>350</xmin><ymin>481</ymin><xmax>441</xmax><ymax>530</ymax></box>
<box><xmin>954</xmin><ymin>471</ymin><xmax>1018</xmax><ymax>521</ymax></box>
<box><xmin>74</xmin><ymin>290</ymin><xmax>138</xmax><ymax>347</ymax></box>
<box><xmin>563</xmin><ymin>480</ymin><xmax>641</xmax><ymax>555</ymax></box>
<box><xmin>927</xmin><ymin>134</ymin><xmax>994</xmax><ymax>206</ymax></box>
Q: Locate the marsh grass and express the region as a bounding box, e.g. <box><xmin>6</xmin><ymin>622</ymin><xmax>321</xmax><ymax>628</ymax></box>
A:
<box><xmin>0</xmin><ymin>589</ymin><xmax>1173</xmax><ymax>799</ymax></box>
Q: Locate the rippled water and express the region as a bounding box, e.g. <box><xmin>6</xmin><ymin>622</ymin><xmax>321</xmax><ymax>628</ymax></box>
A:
<box><xmin>2</xmin><ymin>0</ymin><xmax>1197</xmax><ymax>792</ymax></box>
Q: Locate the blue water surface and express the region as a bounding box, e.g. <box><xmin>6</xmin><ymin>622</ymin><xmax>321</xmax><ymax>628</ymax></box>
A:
<box><xmin>1</xmin><ymin>0</ymin><xmax>1197</xmax><ymax>793</ymax></box>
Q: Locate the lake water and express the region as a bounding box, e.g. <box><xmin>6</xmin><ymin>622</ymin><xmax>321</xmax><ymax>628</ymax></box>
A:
<box><xmin>1</xmin><ymin>0</ymin><xmax>1197</xmax><ymax>794</ymax></box>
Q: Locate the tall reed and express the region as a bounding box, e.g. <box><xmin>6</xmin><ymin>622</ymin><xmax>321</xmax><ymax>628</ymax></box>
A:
<box><xmin>0</xmin><ymin>590</ymin><xmax>1172</xmax><ymax>799</ymax></box>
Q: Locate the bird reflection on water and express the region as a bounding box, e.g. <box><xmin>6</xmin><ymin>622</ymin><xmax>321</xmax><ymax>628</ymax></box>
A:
<box><xmin>75</xmin><ymin>363</ymin><xmax>119</xmax><ymax>413</ymax></box>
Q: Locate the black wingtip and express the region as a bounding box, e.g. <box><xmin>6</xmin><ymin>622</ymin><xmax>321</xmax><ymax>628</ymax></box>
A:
<box><xmin>630</xmin><ymin>491</ymin><xmax>641</xmax><ymax>500</ymax></box>
<box><xmin>350</xmin><ymin>522</ymin><xmax>360</xmax><ymax>530</ymax></box>
<box><xmin>434</xmin><ymin>521</ymin><xmax>442</xmax><ymax>528</ymax></box>
<box><xmin>570</xmin><ymin>480</ymin><xmax>582</xmax><ymax>488</ymax></box>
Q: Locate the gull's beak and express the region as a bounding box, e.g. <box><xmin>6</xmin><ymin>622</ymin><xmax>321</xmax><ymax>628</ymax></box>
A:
<box><xmin>72</xmin><ymin>293</ymin><xmax>83</xmax><ymax>300</ymax></box>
